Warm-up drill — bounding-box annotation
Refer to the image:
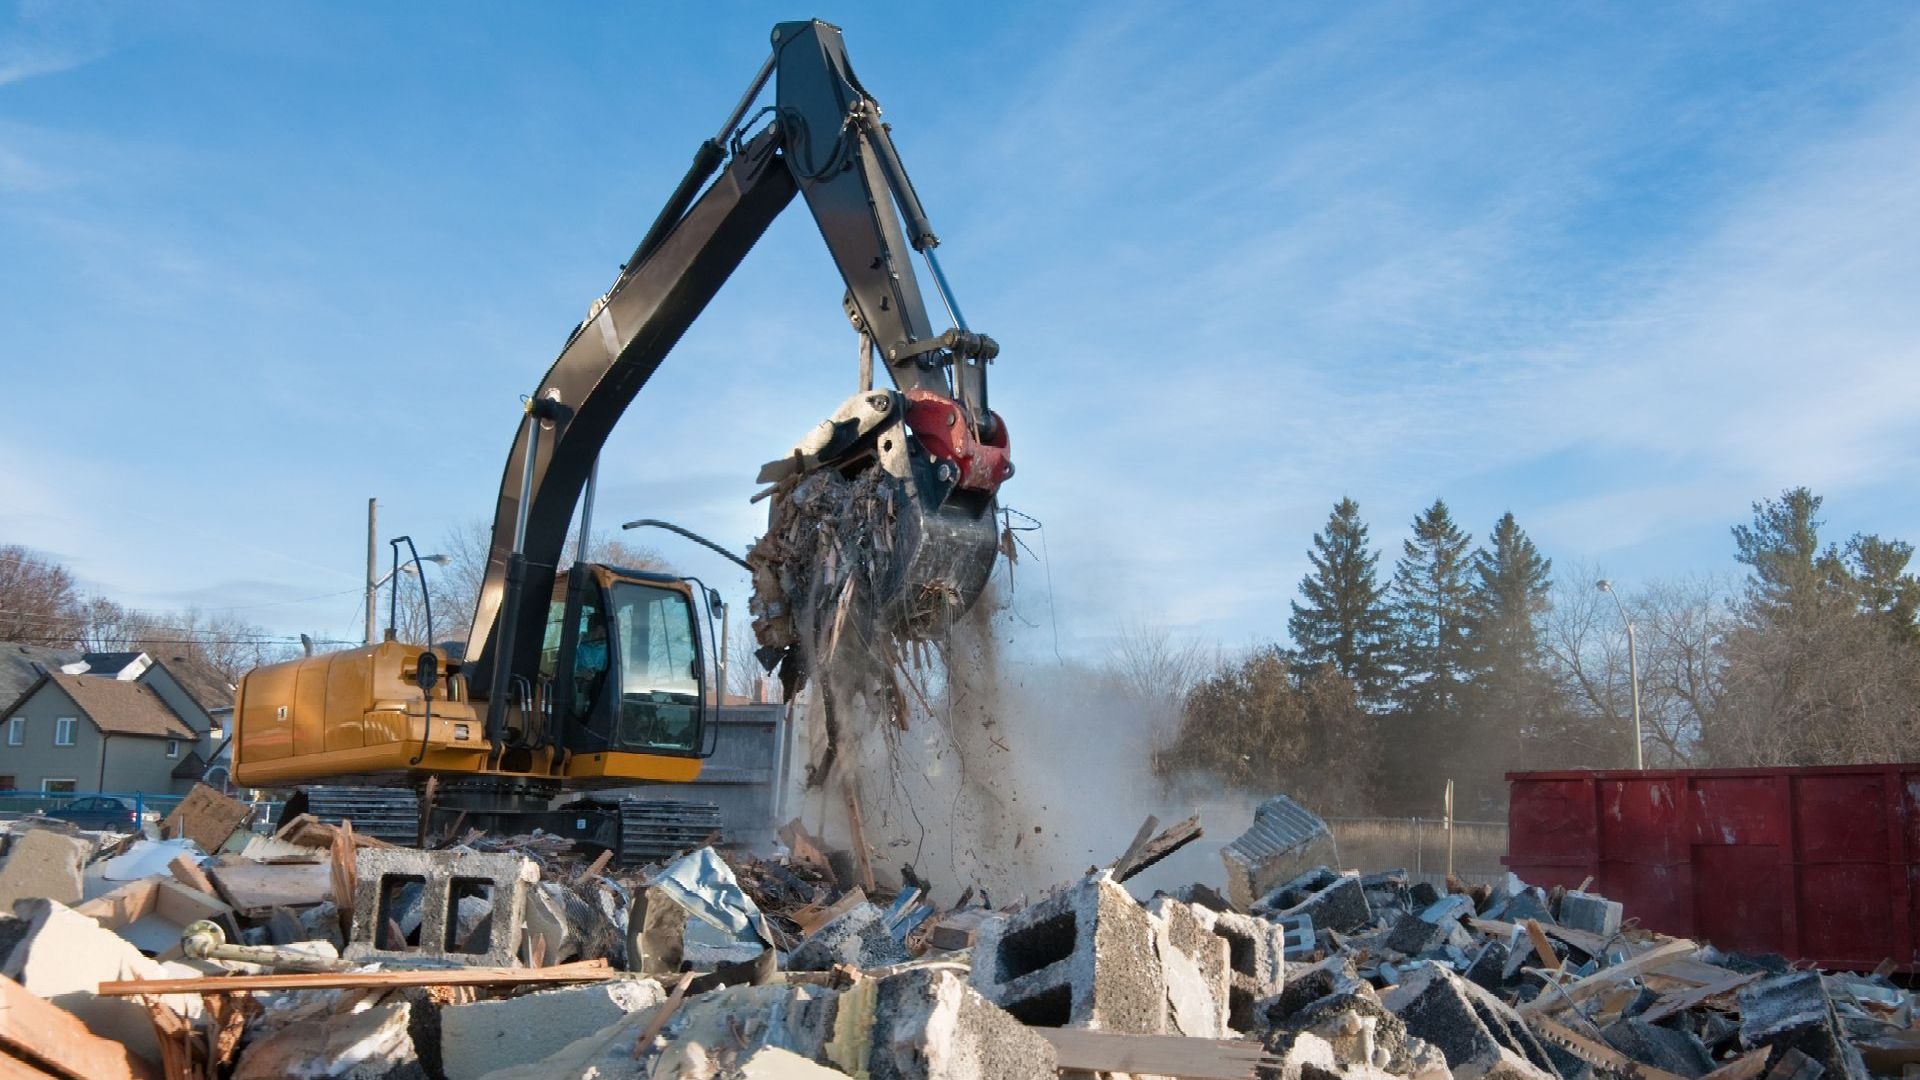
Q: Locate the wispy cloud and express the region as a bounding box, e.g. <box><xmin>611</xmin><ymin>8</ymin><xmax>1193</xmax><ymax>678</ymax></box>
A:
<box><xmin>0</xmin><ymin>1</ymin><xmax>111</xmax><ymax>88</ymax></box>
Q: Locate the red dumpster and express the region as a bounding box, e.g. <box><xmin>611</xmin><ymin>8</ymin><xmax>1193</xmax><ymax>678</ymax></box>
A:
<box><xmin>1506</xmin><ymin>764</ymin><xmax>1920</xmax><ymax>972</ymax></box>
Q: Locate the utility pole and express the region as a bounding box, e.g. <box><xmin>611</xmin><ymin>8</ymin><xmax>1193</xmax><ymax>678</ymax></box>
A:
<box><xmin>365</xmin><ymin>498</ymin><xmax>378</xmax><ymax>646</ymax></box>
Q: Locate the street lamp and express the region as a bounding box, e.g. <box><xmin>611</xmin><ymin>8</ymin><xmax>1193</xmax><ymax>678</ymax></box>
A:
<box><xmin>1596</xmin><ymin>579</ymin><xmax>1644</xmax><ymax>769</ymax></box>
<box><xmin>372</xmin><ymin>555</ymin><xmax>449</xmax><ymax>590</ymax></box>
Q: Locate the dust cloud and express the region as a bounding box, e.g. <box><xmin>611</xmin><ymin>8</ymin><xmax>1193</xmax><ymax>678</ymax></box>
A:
<box><xmin>782</xmin><ymin>583</ymin><xmax>1261</xmax><ymax>906</ymax></box>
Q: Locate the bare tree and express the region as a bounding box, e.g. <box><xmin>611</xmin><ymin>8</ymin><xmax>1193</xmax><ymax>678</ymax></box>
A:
<box><xmin>0</xmin><ymin>545</ymin><xmax>84</xmax><ymax>646</ymax></box>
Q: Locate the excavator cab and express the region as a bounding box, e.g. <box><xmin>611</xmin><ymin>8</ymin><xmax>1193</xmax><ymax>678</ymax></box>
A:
<box><xmin>539</xmin><ymin>564</ymin><xmax>712</xmax><ymax>761</ymax></box>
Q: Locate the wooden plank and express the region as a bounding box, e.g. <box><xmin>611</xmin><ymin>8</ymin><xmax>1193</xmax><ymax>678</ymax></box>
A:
<box><xmin>1112</xmin><ymin>814</ymin><xmax>1203</xmax><ymax>883</ymax></box>
<box><xmin>99</xmin><ymin>958</ymin><xmax>613</xmax><ymax>996</ymax></box>
<box><xmin>159</xmin><ymin>785</ymin><xmax>252</xmax><ymax>855</ymax></box>
<box><xmin>777</xmin><ymin>819</ymin><xmax>831</xmax><ymax>872</ymax></box>
<box><xmin>842</xmin><ymin>783</ymin><xmax>876</xmax><ymax>894</ymax></box>
<box><xmin>1525</xmin><ymin>918</ymin><xmax>1559</xmax><ymax>970</ymax></box>
<box><xmin>0</xmin><ymin>968</ymin><xmax>160</xmax><ymax>1080</ymax></box>
<box><xmin>1516</xmin><ymin>939</ymin><xmax>1698</xmax><ymax>1017</ymax></box>
<box><xmin>579</xmin><ymin>849</ymin><xmax>613</xmax><ymax>881</ymax></box>
<box><xmin>1108</xmin><ymin>815</ymin><xmax>1159</xmax><ymax>875</ymax></box>
<box><xmin>1529</xmin><ymin>1015</ymin><xmax>1691</xmax><ymax>1080</ymax></box>
<box><xmin>205</xmin><ymin>860</ymin><xmax>332</xmax><ymax>913</ymax></box>
<box><xmin>1639</xmin><ymin>970</ymin><xmax>1759</xmax><ymax>1024</ymax></box>
<box><xmin>1035</xmin><ymin>1029</ymin><xmax>1273</xmax><ymax>1079</ymax></box>
<box><xmin>0</xmin><ymin>1054</ymin><xmax>64</xmax><ymax>1080</ymax></box>
<box><xmin>793</xmin><ymin>888</ymin><xmax>867</xmax><ymax>936</ymax></box>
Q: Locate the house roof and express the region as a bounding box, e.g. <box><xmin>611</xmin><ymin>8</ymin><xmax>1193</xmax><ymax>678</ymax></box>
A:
<box><xmin>152</xmin><ymin>656</ymin><xmax>233</xmax><ymax>713</ymax></box>
<box><xmin>76</xmin><ymin>651</ymin><xmax>148</xmax><ymax>678</ymax></box>
<box><xmin>0</xmin><ymin>643</ymin><xmax>79</xmax><ymax>709</ymax></box>
<box><xmin>37</xmin><ymin>673</ymin><xmax>197</xmax><ymax>740</ymax></box>
<box><xmin>170</xmin><ymin>748</ymin><xmax>208</xmax><ymax>779</ymax></box>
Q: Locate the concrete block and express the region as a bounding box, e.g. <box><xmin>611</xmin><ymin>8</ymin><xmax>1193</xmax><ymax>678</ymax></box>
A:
<box><xmin>1262</xmin><ymin>953</ymin><xmax>1360</xmax><ymax>1027</ymax></box>
<box><xmin>1463</xmin><ymin>939</ymin><xmax>1512</xmax><ymax>993</ymax></box>
<box><xmin>1385</xmin><ymin>910</ymin><xmax>1459</xmax><ymax>956</ymax></box>
<box><xmin>1600</xmin><ymin>1017</ymin><xmax>1715</xmax><ymax>1078</ymax></box>
<box><xmin>1262</xmin><ymin>1029</ymin><xmax>1428</xmax><ymax>1080</ymax></box>
<box><xmin>646</xmin><ymin>983</ymin><xmax>841</xmax><ymax>1075</ymax></box>
<box><xmin>1738</xmin><ymin>972</ymin><xmax>1870</xmax><ymax>1080</ymax></box>
<box><xmin>1221</xmin><ymin>794</ymin><xmax>1338</xmax><ymax>912</ymax></box>
<box><xmin>1204</xmin><ymin>909</ymin><xmax>1287</xmax><ymax>1032</ymax></box>
<box><xmin>865</xmin><ymin>967</ymin><xmax>1058</xmax><ymax>1079</ymax></box>
<box><xmin>1557</xmin><ymin>891</ymin><xmax>1621</xmax><ymax>937</ymax></box>
<box><xmin>1146</xmin><ymin>899</ymin><xmax>1228</xmax><ymax>1038</ymax></box>
<box><xmin>347</xmin><ymin>848</ymin><xmax>536</xmax><ymax>967</ymax></box>
<box><xmin>740</xmin><ymin>1047</ymin><xmax>851</xmax><ymax>1077</ymax></box>
<box><xmin>2</xmin><ymin>897</ymin><xmax>203</xmax><ymax>1068</ymax></box>
<box><xmin>1284</xmin><ymin>988</ymin><xmax>1430</xmax><ymax>1076</ymax></box>
<box><xmin>1504</xmin><ymin>887</ymin><xmax>1554</xmax><ymax>925</ymax></box>
<box><xmin>1382</xmin><ymin>963</ymin><xmax>1558</xmax><ymax>1080</ymax></box>
<box><xmin>970</xmin><ymin>871</ymin><xmax>1164</xmax><ymax>1033</ymax></box>
<box><xmin>0</xmin><ymin>828</ymin><xmax>87</xmax><ymax>909</ymax></box>
<box><xmin>787</xmin><ymin>900</ymin><xmax>911</xmax><ymax>971</ymax></box>
<box><xmin>439</xmin><ymin>977</ymin><xmax>663</xmax><ymax>1080</ymax></box>
<box><xmin>233</xmin><ymin>997</ymin><xmax>433</xmax><ymax>1080</ymax></box>
<box><xmin>1361</xmin><ymin>869</ymin><xmax>1412</xmax><ymax>918</ymax></box>
<box><xmin>1254</xmin><ymin>867</ymin><xmax>1372</xmax><ymax>935</ymax></box>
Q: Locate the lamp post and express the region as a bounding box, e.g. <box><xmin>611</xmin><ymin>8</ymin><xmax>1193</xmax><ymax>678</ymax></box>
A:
<box><xmin>1597</xmin><ymin>579</ymin><xmax>1644</xmax><ymax>769</ymax></box>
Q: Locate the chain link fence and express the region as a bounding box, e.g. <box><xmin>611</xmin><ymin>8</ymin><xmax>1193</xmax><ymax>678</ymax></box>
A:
<box><xmin>1327</xmin><ymin>816</ymin><xmax>1509</xmax><ymax>890</ymax></box>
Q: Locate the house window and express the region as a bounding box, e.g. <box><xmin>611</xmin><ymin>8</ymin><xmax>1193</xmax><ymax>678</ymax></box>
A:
<box><xmin>41</xmin><ymin>779</ymin><xmax>76</xmax><ymax>794</ymax></box>
<box><xmin>166</xmin><ymin>739</ymin><xmax>180</xmax><ymax>758</ymax></box>
<box><xmin>53</xmin><ymin>717</ymin><xmax>75</xmax><ymax>747</ymax></box>
<box><xmin>5</xmin><ymin>718</ymin><xmax>21</xmax><ymax>746</ymax></box>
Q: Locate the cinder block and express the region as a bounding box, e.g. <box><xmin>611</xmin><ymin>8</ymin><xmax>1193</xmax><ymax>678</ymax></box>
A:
<box><xmin>1204</xmin><ymin>909</ymin><xmax>1287</xmax><ymax>1032</ymax></box>
<box><xmin>1146</xmin><ymin>898</ymin><xmax>1229</xmax><ymax>1038</ymax></box>
<box><xmin>1261</xmin><ymin>953</ymin><xmax>1359</xmax><ymax>1027</ymax></box>
<box><xmin>1382</xmin><ymin>963</ymin><xmax>1559</xmax><ymax>1080</ymax></box>
<box><xmin>348</xmin><ymin>849</ymin><xmax>536</xmax><ymax>967</ymax></box>
<box><xmin>970</xmin><ymin>871</ymin><xmax>1165</xmax><ymax>1033</ymax></box>
<box><xmin>1739</xmin><ymin>973</ymin><xmax>1870</xmax><ymax>1080</ymax></box>
<box><xmin>867</xmin><ymin>967</ymin><xmax>1058</xmax><ymax>1079</ymax></box>
<box><xmin>1360</xmin><ymin>869</ymin><xmax>1411</xmax><ymax>918</ymax></box>
<box><xmin>1600</xmin><ymin>1018</ymin><xmax>1715</xmax><ymax>1077</ymax></box>
<box><xmin>1557</xmin><ymin>891</ymin><xmax>1621</xmax><ymax>937</ymax></box>
<box><xmin>1282</xmin><ymin>987</ymin><xmax>1431</xmax><ymax>1076</ymax></box>
<box><xmin>0</xmin><ymin>828</ymin><xmax>87</xmax><ymax>909</ymax></box>
<box><xmin>1221</xmin><ymin>795</ymin><xmax>1337</xmax><ymax>912</ymax></box>
<box><xmin>1254</xmin><ymin>867</ymin><xmax>1372</xmax><ymax>935</ymax></box>
<box><xmin>439</xmin><ymin>978</ymin><xmax>663</xmax><ymax>1080</ymax></box>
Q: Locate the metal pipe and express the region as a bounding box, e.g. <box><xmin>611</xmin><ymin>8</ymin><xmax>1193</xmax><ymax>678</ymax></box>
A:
<box><xmin>1598</xmin><ymin>580</ymin><xmax>1645</xmax><ymax>769</ymax></box>
<box><xmin>920</xmin><ymin>249</ymin><xmax>966</xmax><ymax>331</ymax></box>
<box><xmin>365</xmin><ymin>498</ymin><xmax>378</xmax><ymax>646</ymax></box>
<box><xmin>576</xmin><ymin>456</ymin><xmax>599</xmax><ymax>568</ymax></box>
<box><xmin>717</xmin><ymin>53</ymin><xmax>777</xmax><ymax>147</ymax></box>
<box><xmin>626</xmin><ymin>53</ymin><xmax>775</xmax><ymax>275</ymax></box>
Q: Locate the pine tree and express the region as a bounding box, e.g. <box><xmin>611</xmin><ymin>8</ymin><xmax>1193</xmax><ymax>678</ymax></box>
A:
<box><xmin>1731</xmin><ymin>487</ymin><xmax>1845</xmax><ymax>621</ymax></box>
<box><xmin>1389</xmin><ymin>499</ymin><xmax>1475</xmax><ymax>711</ymax></box>
<box><xmin>1843</xmin><ymin>534</ymin><xmax>1920</xmax><ymax>643</ymax></box>
<box><xmin>1467</xmin><ymin>512</ymin><xmax>1552</xmax><ymax>684</ymax></box>
<box><xmin>1288</xmin><ymin>498</ymin><xmax>1392</xmax><ymax>701</ymax></box>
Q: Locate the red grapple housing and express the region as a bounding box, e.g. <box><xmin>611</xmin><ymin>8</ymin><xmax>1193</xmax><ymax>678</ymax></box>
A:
<box><xmin>902</xmin><ymin>388</ymin><xmax>1011</xmax><ymax>494</ymax></box>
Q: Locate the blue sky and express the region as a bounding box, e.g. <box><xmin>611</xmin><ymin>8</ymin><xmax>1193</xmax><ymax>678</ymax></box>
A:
<box><xmin>4</xmin><ymin>2</ymin><xmax>1920</xmax><ymax>656</ymax></box>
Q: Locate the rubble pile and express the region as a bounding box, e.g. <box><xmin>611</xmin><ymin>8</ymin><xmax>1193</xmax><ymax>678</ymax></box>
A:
<box><xmin>2</xmin><ymin>787</ymin><xmax>1918</xmax><ymax>1079</ymax></box>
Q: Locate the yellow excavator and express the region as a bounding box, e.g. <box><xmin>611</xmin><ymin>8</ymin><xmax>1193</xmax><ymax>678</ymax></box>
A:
<box><xmin>231</xmin><ymin>20</ymin><xmax>1012</xmax><ymax>862</ymax></box>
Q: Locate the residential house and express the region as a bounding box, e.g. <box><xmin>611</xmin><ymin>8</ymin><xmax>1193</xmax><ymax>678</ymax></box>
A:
<box><xmin>0</xmin><ymin>646</ymin><xmax>229</xmax><ymax>795</ymax></box>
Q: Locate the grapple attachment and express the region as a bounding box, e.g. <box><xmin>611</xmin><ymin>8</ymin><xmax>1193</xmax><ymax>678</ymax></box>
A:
<box><xmin>747</xmin><ymin>388</ymin><xmax>1010</xmax><ymax>680</ymax></box>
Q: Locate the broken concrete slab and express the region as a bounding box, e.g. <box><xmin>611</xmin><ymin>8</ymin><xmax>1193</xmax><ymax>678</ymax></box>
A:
<box><xmin>1145</xmin><ymin>898</ymin><xmax>1229</xmax><ymax>1038</ymax></box>
<box><xmin>1557</xmin><ymin>890</ymin><xmax>1622</xmax><ymax>938</ymax></box>
<box><xmin>347</xmin><ymin>848</ymin><xmax>536</xmax><ymax>967</ymax></box>
<box><xmin>1</xmin><ymin>897</ymin><xmax>203</xmax><ymax>1068</ymax></box>
<box><xmin>1221</xmin><ymin>794</ymin><xmax>1338</xmax><ymax>912</ymax></box>
<box><xmin>646</xmin><ymin>982</ymin><xmax>842</xmax><ymax>1075</ymax></box>
<box><xmin>970</xmin><ymin>871</ymin><xmax>1165</xmax><ymax>1033</ymax></box>
<box><xmin>1263</xmin><ymin>953</ymin><xmax>1360</xmax><ymax>1027</ymax></box>
<box><xmin>786</xmin><ymin>899</ymin><xmax>911</xmax><ymax>971</ymax></box>
<box><xmin>1255</xmin><ymin>867</ymin><xmax>1372</xmax><ymax>935</ymax></box>
<box><xmin>0</xmin><ymin>827</ymin><xmax>88</xmax><ymax>909</ymax></box>
<box><xmin>232</xmin><ymin>996</ymin><xmax>434</xmax><ymax>1080</ymax></box>
<box><xmin>860</xmin><ymin>966</ymin><xmax>1058</xmax><ymax>1079</ymax></box>
<box><xmin>1382</xmin><ymin>963</ymin><xmax>1559</xmax><ymax>1080</ymax></box>
<box><xmin>1599</xmin><ymin>1017</ymin><xmax>1715</xmax><ymax>1077</ymax></box>
<box><xmin>1739</xmin><ymin>972</ymin><xmax>1870</xmax><ymax>1080</ymax></box>
<box><xmin>439</xmin><ymin>977</ymin><xmax>662</xmax><ymax>1080</ymax></box>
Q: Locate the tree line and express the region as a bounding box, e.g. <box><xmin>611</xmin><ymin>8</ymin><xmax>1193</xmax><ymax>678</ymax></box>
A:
<box><xmin>1149</xmin><ymin>488</ymin><xmax>1920</xmax><ymax>817</ymax></box>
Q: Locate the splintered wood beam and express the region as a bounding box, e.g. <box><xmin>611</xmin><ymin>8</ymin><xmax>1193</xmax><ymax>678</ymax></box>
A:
<box><xmin>0</xmin><ymin>972</ymin><xmax>161</xmax><ymax>1080</ymax></box>
<box><xmin>1112</xmin><ymin>814</ymin><xmax>1202</xmax><ymax>883</ymax></box>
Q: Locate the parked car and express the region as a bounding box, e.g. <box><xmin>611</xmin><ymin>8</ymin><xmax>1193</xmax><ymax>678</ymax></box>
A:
<box><xmin>44</xmin><ymin>795</ymin><xmax>140</xmax><ymax>831</ymax></box>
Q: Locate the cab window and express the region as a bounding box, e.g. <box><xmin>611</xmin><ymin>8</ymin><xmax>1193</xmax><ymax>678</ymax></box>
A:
<box><xmin>608</xmin><ymin>581</ymin><xmax>701</xmax><ymax>753</ymax></box>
